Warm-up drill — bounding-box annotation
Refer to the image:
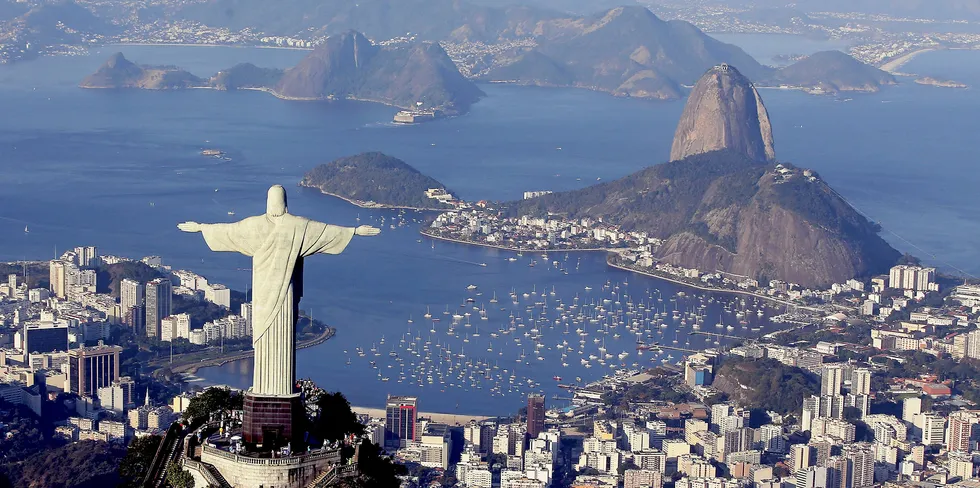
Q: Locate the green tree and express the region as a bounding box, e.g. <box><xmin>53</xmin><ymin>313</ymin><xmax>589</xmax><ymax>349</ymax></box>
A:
<box><xmin>309</xmin><ymin>392</ymin><xmax>365</xmax><ymax>445</ymax></box>
<box><xmin>182</xmin><ymin>387</ymin><xmax>242</xmax><ymax>424</ymax></box>
<box><xmin>340</xmin><ymin>439</ymin><xmax>406</xmax><ymax>488</ymax></box>
<box><xmin>166</xmin><ymin>463</ymin><xmax>195</xmax><ymax>488</ymax></box>
<box><xmin>119</xmin><ymin>435</ymin><xmax>162</xmax><ymax>488</ymax></box>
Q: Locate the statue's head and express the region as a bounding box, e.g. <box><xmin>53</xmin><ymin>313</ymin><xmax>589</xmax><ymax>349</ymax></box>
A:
<box><xmin>267</xmin><ymin>185</ymin><xmax>287</xmax><ymax>217</ymax></box>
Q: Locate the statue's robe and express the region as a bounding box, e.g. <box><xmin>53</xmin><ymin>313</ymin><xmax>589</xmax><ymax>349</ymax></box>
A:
<box><xmin>199</xmin><ymin>214</ymin><xmax>354</xmax><ymax>396</ymax></box>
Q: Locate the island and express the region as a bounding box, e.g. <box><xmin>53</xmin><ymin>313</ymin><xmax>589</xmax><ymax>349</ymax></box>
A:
<box><xmin>299</xmin><ymin>152</ymin><xmax>456</xmax><ymax>210</ymax></box>
<box><xmin>915</xmin><ymin>76</ymin><xmax>969</xmax><ymax>89</ymax></box>
<box><xmin>79</xmin><ymin>52</ymin><xmax>205</xmax><ymax>89</ymax></box>
<box><xmin>79</xmin><ymin>31</ymin><xmax>484</xmax><ymax>120</ymax></box>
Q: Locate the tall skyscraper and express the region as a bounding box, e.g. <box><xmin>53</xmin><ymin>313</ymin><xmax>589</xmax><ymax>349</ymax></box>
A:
<box><xmin>68</xmin><ymin>343</ymin><xmax>122</xmax><ymax>397</ymax></box>
<box><xmin>385</xmin><ymin>395</ymin><xmax>418</xmax><ymax>449</ymax></box>
<box><xmin>120</xmin><ymin>279</ymin><xmax>144</xmax><ymax>314</ymax></box>
<box><xmin>821</xmin><ymin>364</ymin><xmax>845</xmax><ymax>396</ymax></box>
<box><xmin>850</xmin><ymin>368</ymin><xmax>872</xmax><ymax>396</ymax></box>
<box><xmin>49</xmin><ymin>260</ymin><xmax>68</xmax><ymax>298</ymax></box>
<box><xmin>947</xmin><ymin>411</ymin><xmax>979</xmax><ymax>453</ymax></box>
<box><xmin>842</xmin><ymin>443</ymin><xmax>874</xmax><ymax>488</ymax></box>
<box><xmin>145</xmin><ymin>278</ymin><xmax>172</xmax><ymax>339</ymax></box>
<box><xmin>73</xmin><ymin>246</ymin><xmax>99</xmax><ymax>267</ymax></box>
<box><xmin>527</xmin><ymin>393</ymin><xmax>545</xmax><ymax>439</ymax></box>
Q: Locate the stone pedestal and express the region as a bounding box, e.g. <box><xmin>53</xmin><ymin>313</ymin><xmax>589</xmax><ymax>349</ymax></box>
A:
<box><xmin>243</xmin><ymin>392</ymin><xmax>302</xmax><ymax>449</ymax></box>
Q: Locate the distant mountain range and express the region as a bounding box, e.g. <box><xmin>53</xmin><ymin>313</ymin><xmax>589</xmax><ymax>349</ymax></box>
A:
<box><xmin>80</xmin><ymin>35</ymin><xmax>484</xmax><ymax>114</ymax></box>
<box><xmin>511</xmin><ymin>64</ymin><xmax>899</xmax><ymax>287</ymax></box>
<box><xmin>300</xmin><ymin>152</ymin><xmax>453</xmax><ymax>209</ymax></box>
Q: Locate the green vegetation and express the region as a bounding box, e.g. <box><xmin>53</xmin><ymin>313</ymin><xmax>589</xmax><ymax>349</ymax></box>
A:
<box><xmin>301</xmin><ymin>152</ymin><xmax>453</xmax><ymax>209</ymax></box>
<box><xmin>1</xmin><ymin>440</ymin><xmax>125</xmax><ymax>488</ymax></box>
<box><xmin>95</xmin><ymin>261</ymin><xmax>162</xmax><ymax>298</ymax></box>
<box><xmin>0</xmin><ymin>261</ymin><xmax>49</xmax><ymax>289</ymax></box>
<box><xmin>181</xmin><ymin>387</ymin><xmax>244</xmax><ymax>424</ymax></box>
<box><xmin>341</xmin><ymin>439</ymin><xmax>407</xmax><ymax>488</ymax></box>
<box><xmin>601</xmin><ymin>370</ymin><xmax>694</xmax><ymax>408</ymax></box>
<box><xmin>118</xmin><ymin>435</ymin><xmax>162</xmax><ymax>488</ymax></box>
<box><xmin>165</xmin><ymin>464</ymin><xmax>195</xmax><ymax>488</ymax></box>
<box><xmin>712</xmin><ymin>357</ymin><xmax>819</xmax><ymax>415</ymax></box>
<box><xmin>306</xmin><ymin>389</ymin><xmax>365</xmax><ymax>446</ymax></box>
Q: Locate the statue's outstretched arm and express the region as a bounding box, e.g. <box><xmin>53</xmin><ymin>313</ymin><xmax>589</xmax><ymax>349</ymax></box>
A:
<box><xmin>355</xmin><ymin>225</ymin><xmax>381</xmax><ymax>236</ymax></box>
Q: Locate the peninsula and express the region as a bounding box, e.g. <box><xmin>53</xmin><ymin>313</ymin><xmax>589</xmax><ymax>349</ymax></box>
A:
<box><xmin>300</xmin><ymin>152</ymin><xmax>456</xmax><ymax>210</ymax></box>
<box><xmin>429</xmin><ymin>64</ymin><xmax>900</xmax><ymax>288</ymax></box>
<box><xmin>769</xmin><ymin>50</ymin><xmax>897</xmax><ymax>94</ymax></box>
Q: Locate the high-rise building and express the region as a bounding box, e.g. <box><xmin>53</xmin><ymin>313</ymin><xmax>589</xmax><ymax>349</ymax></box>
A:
<box><xmin>850</xmin><ymin>368</ymin><xmax>872</xmax><ymax>396</ymax></box>
<box><xmin>902</xmin><ymin>397</ymin><xmax>922</xmax><ymax>423</ymax></box>
<box><xmin>68</xmin><ymin>343</ymin><xmax>122</xmax><ymax>397</ymax></box>
<box><xmin>527</xmin><ymin>394</ymin><xmax>545</xmax><ymax>439</ymax></box>
<box><xmin>888</xmin><ymin>265</ymin><xmax>937</xmax><ymax>292</ymax></box>
<box><xmin>947</xmin><ymin>411</ymin><xmax>980</xmax><ymax>453</ymax></box>
<box><xmin>145</xmin><ymin>278</ymin><xmax>172</xmax><ymax>339</ymax></box>
<box><xmin>385</xmin><ymin>395</ymin><xmax>418</xmax><ymax>449</ymax></box>
<box><xmin>841</xmin><ymin>443</ymin><xmax>874</xmax><ymax>488</ymax></box>
<box><xmin>824</xmin><ymin>456</ymin><xmax>850</xmax><ymax>488</ymax></box>
<box><xmin>920</xmin><ymin>412</ymin><xmax>947</xmax><ymax>446</ymax></box>
<box><xmin>120</xmin><ymin>279</ymin><xmax>144</xmax><ymax>314</ymax></box>
<box><xmin>790</xmin><ymin>444</ymin><xmax>814</xmax><ymax>473</ymax></box>
<box><xmin>49</xmin><ymin>260</ymin><xmax>69</xmax><ymax>298</ymax></box>
<box><xmin>796</xmin><ymin>466</ymin><xmax>830</xmax><ymax>488</ymax></box>
<box><xmin>21</xmin><ymin>321</ymin><xmax>69</xmax><ymax>354</ymax></box>
<box><xmin>73</xmin><ymin>246</ymin><xmax>99</xmax><ymax>267</ymax></box>
<box><xmin>821</xmin><ymin>364</ymin><xmax>845</xmax><ymax>396</ymax></box>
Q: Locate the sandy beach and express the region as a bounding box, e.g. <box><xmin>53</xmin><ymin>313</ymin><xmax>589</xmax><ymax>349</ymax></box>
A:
<box><xmin>880</xmin><ymin>48</ymin><xmax>937</xmax><ymax>73</ymax></box>
<box><xmin>352</xmin><ymin>406</ymin><xmax>496</xmax><ymax>426</ymax></box>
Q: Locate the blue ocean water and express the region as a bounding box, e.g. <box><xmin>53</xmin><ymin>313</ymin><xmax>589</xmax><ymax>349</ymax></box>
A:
<box><xmin>0</xmin><ymin>40</ymin><xmax>978</xmax><ymax>414</ymax></box>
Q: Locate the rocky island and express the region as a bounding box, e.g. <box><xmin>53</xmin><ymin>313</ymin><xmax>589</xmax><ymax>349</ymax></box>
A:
<box><xmin>770</xmin><ymin>50</ymin><xmax>896</xmax><ymax>94</ymax></box>
<box><xmin>209</xmin><ymin>63</ymin><xmax>284</xmax><ymax>91</ymax></box>
<box><xmin>511</xmin><ymin>64</ymin><xmax>899</xmax><ymax>288</ymax></box>
<box><xmin>915</xmin><ymin>76</ymin><xmax>969</xmax><ymax>89</ymax></box>
<box><xmin>79</xmin><ymin>52</ymin><xmax>205</xmax><ymax>89</ymax></box>
<box><xmin>300</xmin><ymin>152</ymin><xmax>455</xmax><ymax>210</ymax></box>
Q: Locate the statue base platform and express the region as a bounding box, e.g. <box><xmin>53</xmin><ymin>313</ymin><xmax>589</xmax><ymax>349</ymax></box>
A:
<box><xmin>243</xmin><ymin>392</ymin><xmax>302</xmax><ymax>449</ymax></box>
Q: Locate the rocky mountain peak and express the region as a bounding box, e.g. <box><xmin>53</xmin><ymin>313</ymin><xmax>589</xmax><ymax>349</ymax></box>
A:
<box><xmin>669</xmin><ymin>63</ymin><xmax>776</xmax><ymax>163</ymax></box>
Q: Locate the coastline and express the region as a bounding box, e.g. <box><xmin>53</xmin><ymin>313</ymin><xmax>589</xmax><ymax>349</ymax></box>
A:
<box><xmin>168</xmin><ymin>326</ymin><xmax>335</xmax><ymax>376</ymax></box>
<box><xmin>107</xmin><ymin>42</ymin><xmax>313</xmax><ymax>52</ymax></box>
<box><xmin>880</xmin><ymin>47</ymin><xmax>938</xmax><ymax>73</ymax></box>
<box><xmin>419</xmin><ymin>228</ymin><xmax>616</xmax><ymax>253</ymax></box>
<box><xmin>351</xmin><ymin>406</ymin><xmax>493</xmax><ymax>426</ymax></box>
<box><xmin>605</xmin><ymin>257</ymin><xmax>819</xmax><ymax>311</ymax></box>
<box><xmin>300</xmin><ymin>184</ymin><xmax>451</xmax><ymax>212</ymax></box>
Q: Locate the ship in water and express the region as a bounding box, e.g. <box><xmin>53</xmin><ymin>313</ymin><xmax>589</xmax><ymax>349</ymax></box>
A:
<box><xmin>393</xmin><ymin>101</ymin><xmax>440</xmax><ymax>124</ymax></box>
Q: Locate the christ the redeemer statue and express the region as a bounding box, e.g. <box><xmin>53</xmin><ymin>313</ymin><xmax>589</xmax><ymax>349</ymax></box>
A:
<box><xmin>178</xmin><ymin>185</ymin><xmax>379</xmax><ymax>402</ymax></box>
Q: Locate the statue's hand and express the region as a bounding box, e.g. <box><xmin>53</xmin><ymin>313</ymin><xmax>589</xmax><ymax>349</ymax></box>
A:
<box><xmin>178</xmin><ymin>221</ymin><xmax>202</xmax><ymax>233</ymax></box>
<box><xmin>355</xmin><ymin>225</ymin><xmax>381</xmax><ymax>237</ymax></box>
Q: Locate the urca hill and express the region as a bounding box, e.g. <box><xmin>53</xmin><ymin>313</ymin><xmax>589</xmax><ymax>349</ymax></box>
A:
<box><xmin>300</xmin><ymin>152</ymin><xmax>454</xmax><ymax>210</ymax></box>
<box><xmin>514</xmin><ymin>64</ymin><xmax>899</xmax><ymax>288</ymax></box>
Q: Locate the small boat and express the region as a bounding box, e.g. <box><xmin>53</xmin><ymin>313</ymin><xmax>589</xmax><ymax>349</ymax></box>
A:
<box><xmin>227</xmin><ymin>211</ymin><xmax>235</xmax><ymax>216</ymax></box>
<box><xmin>23</xmin><ymin>225</ymin><xmax>28</xmax><ymax>233</ymax></box>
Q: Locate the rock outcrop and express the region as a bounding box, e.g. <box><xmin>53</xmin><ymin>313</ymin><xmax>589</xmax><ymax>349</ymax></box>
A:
<box><xmin>670</xmin><ymin>64</ymin><xmax>775</xmax><ymax>163</ymax></box>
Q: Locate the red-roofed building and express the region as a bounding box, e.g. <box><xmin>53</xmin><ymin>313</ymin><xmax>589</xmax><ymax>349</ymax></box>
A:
<box><xmin>922</xmin><ymin>383</ymin><xmax>951</xmax><ymax>397</ymax></box>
